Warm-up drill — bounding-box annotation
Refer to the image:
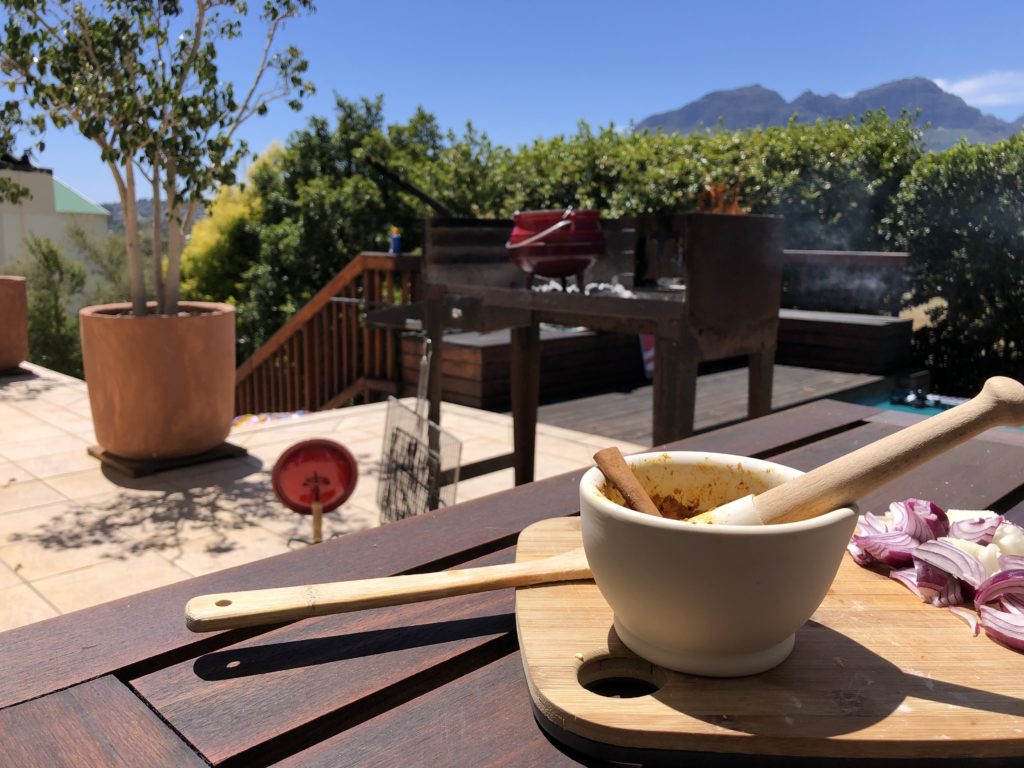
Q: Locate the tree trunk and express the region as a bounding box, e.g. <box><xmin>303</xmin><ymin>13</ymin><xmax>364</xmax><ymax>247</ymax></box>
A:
<box><xmin>165</xmin><ymin>211</ymin><xmax>183</xmax><ymax>314</ymax></box>
<box><xmin>123</xmin><ymin>162</ymin><xmax>148</xmax><ymax>316</ymax></box>
<box><xmin>162</xmin><ymin>158</ymin><xmax>182</xmax><ymax>314</ymax></box>
<box><xmin>151</xmin><ymin>162</ymin><xmax>165</xmax><ymax>314</ymax></box>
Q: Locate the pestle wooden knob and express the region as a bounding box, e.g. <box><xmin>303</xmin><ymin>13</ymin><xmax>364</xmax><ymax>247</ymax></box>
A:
<box><xmin>592</xmin><ymin>447</ymin><xmax>662</xmax><ymax>517</ymax></box>
<box><xmin>692</xmin><ymin>376</ymin><xmax>1024</xmax><ymax>526</ymax></box>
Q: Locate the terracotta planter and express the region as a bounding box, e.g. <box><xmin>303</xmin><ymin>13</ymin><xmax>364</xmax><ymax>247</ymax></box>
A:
<box><xmin>80</xmin><ymin>301</ymin><xmax>235</xmax><ymax>459</ymax></box>
<box><xmin>0</xmin><ymin>276</ymin><xmax>29</xmax><ymax>371</ymax></box>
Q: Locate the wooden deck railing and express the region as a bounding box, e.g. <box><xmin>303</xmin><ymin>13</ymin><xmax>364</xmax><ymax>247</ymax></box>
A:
<box><xmin>234</xmin><ymin>252</ymin><xmax>422</xmax><ymax>415</ymax></box>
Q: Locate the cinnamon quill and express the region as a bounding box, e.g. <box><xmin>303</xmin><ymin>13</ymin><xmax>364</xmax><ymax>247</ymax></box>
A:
<box><xmin>592</xmin><ymin>447</ymin><xmax>663</xmax><ymax>517</ymax></box>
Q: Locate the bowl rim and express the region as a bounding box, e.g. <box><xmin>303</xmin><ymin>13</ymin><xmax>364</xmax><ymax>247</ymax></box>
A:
<box><xmin>580</xmin><ymin>450</ymin><xmax>857</xmax><ymax>535</ymax></box>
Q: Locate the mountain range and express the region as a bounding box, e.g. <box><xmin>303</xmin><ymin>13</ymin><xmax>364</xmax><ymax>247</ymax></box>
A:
<box><xmin>636</xmin><ymin>77</ymin><xmax>1024</xmax><ymax>150</ymax></box>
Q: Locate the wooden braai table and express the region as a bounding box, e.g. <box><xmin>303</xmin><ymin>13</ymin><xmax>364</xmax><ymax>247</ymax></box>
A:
<box><xmin>415</xmin><ymin>213</ymin><xmax>786</xmax><ymax>485</ymax></box>
<box><xmin>3</xmin><ymin>400</ymin><xmax>1024</xmax><ymax>767</ymax></box>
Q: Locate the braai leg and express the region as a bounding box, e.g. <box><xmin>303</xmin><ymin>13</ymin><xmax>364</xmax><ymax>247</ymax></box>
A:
<box><xmin>425</xmin><ymin>291</ymin><xmax>444</xmax><ymax>427</ymax></box>
<box><xmin>652</xmin><ymin>335</ymin><xmax>698</xmax><ymax>445</ymax></box>
<box><xmin>748</xmin><ymin>347</ymin><xmax>775</xmax><ymax>419</ymax></box>
<box><xmin>511</xmin><ymin>319</ymin><xmax>540</xmax><ymax>484</ymax></box>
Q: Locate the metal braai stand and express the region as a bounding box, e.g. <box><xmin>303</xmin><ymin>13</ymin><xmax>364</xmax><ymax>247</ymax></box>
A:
<box><xmin>377</xmin><ymin>337</ymin><xmax>462</xmax><ymax>523</ymax></box>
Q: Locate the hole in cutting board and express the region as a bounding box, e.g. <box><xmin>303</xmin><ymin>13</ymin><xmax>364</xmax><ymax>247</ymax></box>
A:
<box><xmin>578</xmin><ymin>655</ymin><xmax>667</xmax><ymax>699</ymax></box>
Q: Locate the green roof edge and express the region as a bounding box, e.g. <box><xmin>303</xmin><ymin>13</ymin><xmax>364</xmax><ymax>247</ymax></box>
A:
<box><xmin>52</xmin><ymin>177</ymin><xmax>110</xmax><ymax>216</ymax></box>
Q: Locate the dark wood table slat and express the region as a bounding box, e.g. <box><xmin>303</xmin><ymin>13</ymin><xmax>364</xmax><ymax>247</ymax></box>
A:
<box><xmin>0</xmin><ymin>676</ymin><xmax>206</xmax><ymax>768</ymax></box>
<box><xmin>132</xmin><ymin>549</ymin><xmax>517</xmax><ymax>765</ymax></box>
<box><xmin>662</xmin><ymin>398</ymin><xmax>879</xmax><ymax>457</ymax></box>
<box><xmin>276</xmin><ymin>651</ymin><xmax>583</xmax><ymax>768</ymax></box>
<box><xmin>0</xmin><ymin>400</ymin><xmax>874</xmax><ymax>710</ymax></box>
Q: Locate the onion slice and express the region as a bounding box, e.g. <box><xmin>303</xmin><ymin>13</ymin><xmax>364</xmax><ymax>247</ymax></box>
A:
<box><xmin>974</xmin><ymin>568</ymin><xmax>1024</xmax><ymax>607</ymax></box>
<box><xmin>891</xmin><ymin>498</ymin><xmax>949</xmax><ymax>541</ymax></box>
<box><xmin>978</xmin><ymin>604</ymin><xmax>1024</xmax><ymax>650</ymax></box>
<box><xmin>999</xmin><ymin>554</ymin><xmax>1024</xmax><ymax>571</ymax></box>
<box><xmin>913</xmin><ymin>539</ymin><xmax>987</xmax><ymax>590</ymax></box>
<box><xmin>950</xmin><ymin>515</ymin><xmax>1004</xmax><ymax>544</ymax></box>
<box><xmin>888</xmin><ymin>567</ymin><xmax>924</xmax><ymax>598</ymax></box>
<box><xmin>948</xmin><ymin>606</ymin><xmax>981</xmax><ymax>636</ymax></box>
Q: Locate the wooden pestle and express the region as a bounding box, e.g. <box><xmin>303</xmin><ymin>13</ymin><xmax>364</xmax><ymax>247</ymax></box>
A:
<box><xmin>592</xmin><ymin>446</ymin><xmax>662</xmax><ymax>517</ymax></box>
<box><xmin>690</xmin><ymin>375</ymin><xmax>1024</xmax><ymax>526</ymax></box>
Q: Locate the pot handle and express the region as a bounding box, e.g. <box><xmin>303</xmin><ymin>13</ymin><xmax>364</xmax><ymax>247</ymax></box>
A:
<box><xmin>506</xmin><ymin>210</ymin><xmax>574</xmax><ymax>250</ymax></box>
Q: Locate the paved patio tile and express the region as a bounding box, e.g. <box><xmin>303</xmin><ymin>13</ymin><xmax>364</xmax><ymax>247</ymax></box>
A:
<box><xmin>0</xmin><ymin>532</ymin><xmax>130</xmax><ymax>582</ymax></box>
<box><xmin>43</xmin><ymin>467</ymin><xmax>169</xmax><ymax>501</ymax></box>
<box><xmin>0</xmin><ymin>501</ymin><xmax>74</xmax><ymax>542</ymax></box>
<box><xmin>164</xmin><ymin>526</ymin><xmax>296</xmax><ymax>577</ymax></box>
<box><xmin>0</xmin><ymin>560</ymin><xmax>22</xmax><ymax>589</ymax></box>
<box><xmin>0</xmin><ymin>462</ymin><xmax>35</xmax><ymax>485</ymax></box>
<box><xmin>32</xmin><ymin>551</ymin><xmax>194</xmax><ymax>613</ymax></box>
<box><xmin>17</xmin><ymin>447</ymin><xmax>101</xmax><ymax>479</ymax></box>
<box><xmin>0</xmin><ymin>478</ymin><xmax>67</xmax><ymax>514</ymax></box>
<box><xmin>0</xmin><ymin>421</ymin><xmax>68</xmax><ymax>446</ymax></box>
<box><xmin>0</xmin><ymin>584</ymin><xmax>59</xmax><ymax>631</ymax></box>
<box><xmin>0</xmin><ymin>433</ymin><xmax>92</xmax><ymax>462</ymax></box>
<box><xmin>455</xmin><ymin>467</ymin><xmax>516</xmax><ymax>500</ymax></box>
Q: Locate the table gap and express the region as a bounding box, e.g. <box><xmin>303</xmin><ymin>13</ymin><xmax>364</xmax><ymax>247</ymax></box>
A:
<box><xmin>116</xmin><ymin>624</ymin><xmax>291</xmax><ymax>682</ymax></box>
<box><xmin>744</xmin><ymin>420</ymin><xmax>869</xmax><ymax>461</ymax></box>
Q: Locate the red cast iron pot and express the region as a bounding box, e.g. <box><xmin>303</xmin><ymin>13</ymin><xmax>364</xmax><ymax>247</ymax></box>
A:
<box><xmin>506</xmin><ymin>208</ymin><xmax>605</xmax><ymax>279</ymax></box>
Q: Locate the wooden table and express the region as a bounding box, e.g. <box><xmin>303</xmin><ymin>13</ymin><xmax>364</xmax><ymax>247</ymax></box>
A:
<box><xmin>2</xmin><ymin>400</ymin><xmax>1023</xmax><ymax>767</ymax></box>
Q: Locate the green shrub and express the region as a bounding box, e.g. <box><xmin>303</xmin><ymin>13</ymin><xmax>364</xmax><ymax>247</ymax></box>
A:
<box><xmin>12</xmin><ymin>235</ymin><xmax>85</xmax><ymax>377</ymax></box>
<box><xmin>888</xmin><ymin>134</ymin><xmax>1024</xmax><ymax>395</ymax></box>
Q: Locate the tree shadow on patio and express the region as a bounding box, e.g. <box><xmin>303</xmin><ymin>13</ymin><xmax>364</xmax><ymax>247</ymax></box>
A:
<box><xmin>4</xmin><ymin>455</ymin><xmax>378</xmax><ymax>565</ymax></box>
<box><xmin>0</xmin><ymin>368</ymin><xmax>73</xmax><ymax>403</ymax></box>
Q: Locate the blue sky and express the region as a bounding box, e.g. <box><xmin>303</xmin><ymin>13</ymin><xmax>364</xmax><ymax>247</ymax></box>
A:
<box><xmin>18</xmin><ymin>0</ymin><xmax>1024</xmax><ymax>204</ymax></box>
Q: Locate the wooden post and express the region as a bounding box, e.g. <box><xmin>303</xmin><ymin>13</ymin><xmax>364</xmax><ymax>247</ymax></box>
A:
<box><xmin>425</xmin><ymin>288</ymin><xmax>444</xmax><ymax>427</ymax></box>
<box><xmin>311</xmin><ymin>500</ymin><xmax>323</xmax><ymax>544</ymax></box>
<box><xmin>510</xmin><ymin>319</ymin><xmax>540</xmax><ymax>485</ymax></box>
<box><xmin>748</xmin><ymin>348</ymin><xmax>775</xmax><ymax>419</ymax></box>
<box><xmin>652</xmin><ymin>334</ymin><xmax>698</xmax><ymax>446</ymax></box>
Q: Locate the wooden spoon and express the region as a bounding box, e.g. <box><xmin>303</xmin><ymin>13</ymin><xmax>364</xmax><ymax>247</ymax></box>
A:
<box><xmin>185</xmin><ymin>376</ymin><xmax>1024</xmax><ymax>632</ymax></box>
<box><xmin>185</xmin><ymin>549</ymin><xmax>589</xmax><ymax>632</ymax></box>
<box><xmin>188</xmin><ymin>448</ymin><xmax>646</xmax><ymax>633</ymax></box>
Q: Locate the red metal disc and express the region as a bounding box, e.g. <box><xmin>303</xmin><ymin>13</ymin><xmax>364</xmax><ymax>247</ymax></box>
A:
<box><xmin>271</xmin><ymin>439</ymin><xmax>358</xmax><ymax>515</ymax></box>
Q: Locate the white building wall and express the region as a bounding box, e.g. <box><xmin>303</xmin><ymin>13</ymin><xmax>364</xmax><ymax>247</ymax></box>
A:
<box><xmin>0</xmin><ymin>170</ymin><xmax>109</xmax><ymax>273</ymax></box>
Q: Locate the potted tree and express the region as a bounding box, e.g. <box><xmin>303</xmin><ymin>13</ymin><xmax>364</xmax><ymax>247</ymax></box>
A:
<box><xmin>0</xmin><ymin>0</ymin><xmax>314</xmax><ymax>459</ymax></box>
<box><xmin>0</xmin><ymin>275</ymin><xmax>28</xmax><ymax>372</ymax></box>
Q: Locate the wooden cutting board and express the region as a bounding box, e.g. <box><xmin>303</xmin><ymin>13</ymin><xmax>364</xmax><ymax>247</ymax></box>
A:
<box><xmin>515</xmin><ymin>517</ymin><xmax>1024</xmax><ymax>764</ymax></box>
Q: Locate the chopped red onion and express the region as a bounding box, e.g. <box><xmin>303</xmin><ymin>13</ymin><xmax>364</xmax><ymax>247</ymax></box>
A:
<box><xmin>999</xmin><ymin>554</ymin><xmax>1024</xmax><ymax>571</ymax></box>
<box><xmin>888</xmin><ymin>567</ymin><xmax>924</xmax><ymax>598</ymax></box>
<box><xmin>914</xmin><ymin>559</ymin><xmax>966</xmax><ymax>607</ymax></box>
<box><xmin>914</xmin><ymin>539</ymin><xmax>987</xmax><ymax>590</ymax></box>
<box><xmin>847</xmin><ymin>500</ymin><xmax>949</xmax><ymax>568</ymax></box>
<box><xmin>890</xmin><ymin>498</ymin><xmax>949</xmax><ymax>541</ymax></box>
<box><xmin>850</xmin><ymin>500</ymin><xmax>1024</xmax><ymax>652</ymax></box>
<box><xmin>974</xmin><ymin>568</ymin><xmax>1024</xmax><ymax>606</ymax></box>
<box><xmin>849</xmin><ymin>530</ymin><xmax>919</xmax><ymax>567</ymax></box>
<box><xmin>999</xmin><ymin>594</ymin><xmax>1024</xmax><ymax>615</ymax></box>
<box><xmin>948</xmin><ymin>606</ymin><xmax>981</xmax><ymax>636</ymax></box>
<box><xmin>978</xmin><ymin>604</ymin><xmax>1024</xmax><ymax>650</ymax></box>
<box><xmin>950</xmin><ymin>514</ymin><xmax>1004</xmax><ymax>544</ymax></box>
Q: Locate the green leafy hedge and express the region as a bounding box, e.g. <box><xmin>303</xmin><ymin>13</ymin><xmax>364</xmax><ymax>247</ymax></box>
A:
<box><xmin>183</xmin><ymin>98</ymin><xmax>1024</xmax><ymax>394</ymax></box>
<box><xmin>887</xmin><ymin>133</ymin><xmax>1024</xmax><ymax>395</ymax></box>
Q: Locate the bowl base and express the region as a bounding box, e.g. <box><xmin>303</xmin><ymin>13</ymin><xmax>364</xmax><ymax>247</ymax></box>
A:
<box><xmin>613</xmin><ymin>617</ymin><xmax>796</xmax><ymax>677</ymax></box>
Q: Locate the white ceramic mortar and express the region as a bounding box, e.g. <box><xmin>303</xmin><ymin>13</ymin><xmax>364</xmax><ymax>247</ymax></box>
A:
<box><xmin>579</xmin><ymin>451</ymin><xmax>857</xmax><ymax>677</ymax></box>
